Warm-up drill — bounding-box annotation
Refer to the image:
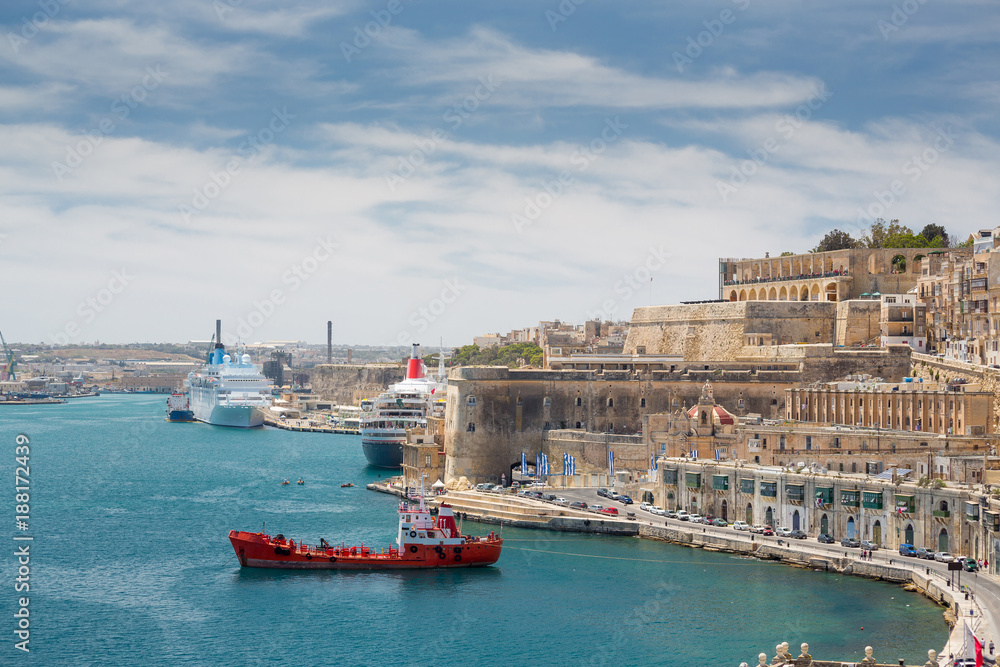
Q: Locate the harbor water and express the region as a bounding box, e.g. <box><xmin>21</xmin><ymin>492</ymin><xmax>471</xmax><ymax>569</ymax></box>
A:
<box><xmin>2</xmin><ymin>394</ymin><xmax>947</xmax><ymax>665</ymax></box>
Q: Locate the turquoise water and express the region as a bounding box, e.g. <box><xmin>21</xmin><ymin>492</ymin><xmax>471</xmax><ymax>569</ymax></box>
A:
<box><xmin>2</xmin><ymin>394</ymin><xmax>947</xmax><ymax>665</ymax></box>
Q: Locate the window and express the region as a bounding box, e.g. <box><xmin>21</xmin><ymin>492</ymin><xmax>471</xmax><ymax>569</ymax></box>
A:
<box><xmin>543</xmin><ymin>397</ymin><xmax>551</xmax><ymax>407</ymax></box>
<box><xmin>466</xmin><ymin>422</ymin><xmax>475</xmax><ymax>432</ymax></box>
<box><xmin>467</xmin><ymin>396</ymin><xmax>476</xmax><ymax>406</ymax></box>
<box><xmin>779</xmin><ymin>436</ymin><xmax>786</xmax><ymax>451</ymax></box>
<box><xmin>424</xmin><ymin>454</ymin><xmax>431</xmax><ymax>466</ymax></box>
<box><xmin>805</xmin><ymin>436</ymin><xmax>812</xmax><ymax>450</ymax></box>
<box><xmin>575</xmin><ymin>397</ymin><xmax>582</xmax><ymax>407</ymax></box>
<box><xmin>607</xmin><ymin>397</ymin><xmax>614</xmax><ymax>407</ymax></box>
<box><xmin>640</xmin><ymin>398</ymin><xmax>646</xmax><ymax>408</ymax></box>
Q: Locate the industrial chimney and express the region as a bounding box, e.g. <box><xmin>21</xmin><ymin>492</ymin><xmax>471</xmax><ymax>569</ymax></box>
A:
<box><xmin>327</xmin><ymin>320</ymin><xmax>332</xmax><ymax>364</ymax></box>
<box><xmin>215</xmin><ymin>319</ymin><xmax>224</xmax><ymax>349</ymax></box>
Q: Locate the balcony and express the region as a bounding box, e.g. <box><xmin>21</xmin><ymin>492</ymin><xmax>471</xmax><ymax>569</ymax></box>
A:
<box><xmin>933</xmin><ymin>510</ymin><xmax>950</xmax><ymax>518</ymax></box>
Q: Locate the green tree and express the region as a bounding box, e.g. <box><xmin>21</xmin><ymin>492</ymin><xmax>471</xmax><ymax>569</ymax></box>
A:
<box><xmin>920</xmin><ymin>223</ymin><xmax>949</xmax><ymax>247</ymax></box>
<box><xmin>779</xmin><ymin>251</ymin><xmax>794</xmax><ymax>256</ymax></box>
<box><xmin>861</xmin><ymin>219</ymin><xmax>913</xmax><ymax>248</ymax></box>
<box><xmin>812</xmin><ymin>229</ymin><xmax>858</xmax><ymax>252</ymax></box>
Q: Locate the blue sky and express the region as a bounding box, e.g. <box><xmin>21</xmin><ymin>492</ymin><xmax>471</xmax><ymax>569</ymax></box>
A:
<box><xmin>2</xmin><ymin>0</ymin><xmax>999</xmax><ymax>346</ymax></box>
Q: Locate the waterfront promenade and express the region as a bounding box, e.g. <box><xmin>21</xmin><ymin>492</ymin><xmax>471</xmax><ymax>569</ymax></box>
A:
<box><xmin>432</xmin><ymin>484</ymin><xmax>997</xmax><ymax>663</ymax></box>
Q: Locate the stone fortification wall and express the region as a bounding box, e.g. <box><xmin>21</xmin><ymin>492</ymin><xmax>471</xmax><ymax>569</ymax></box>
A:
<box><xmin>835</xmin><ymin>299</ymin><xmax>881</xmax><ymax>345</ymax></box>
<box><xmin>444</xmin><ymin>366</ymin><xmax>797</xmax><ymax>483</ymax></box>
<box><xmin>542</xmin><ymin>430</ymin><xmax>646</xmax><ymax>474</ymax></box>
<box><xmin>624</xmin><ymin>301</ymin><xmax>838</xmax><ymax>360</ymax></box>
<box><xmin>309</xmin><ymin>364</ymin><xmax>404</xmax><ymax>404</ymax></box>
<box><xmin>912</xmin><ymin>352</ymin><xmax>1000</xmax><ymax>432</ymax></box>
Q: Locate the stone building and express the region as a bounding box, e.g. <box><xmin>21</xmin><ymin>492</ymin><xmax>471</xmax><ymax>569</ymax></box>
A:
<box><xmin>786</xmin><ymin>379</ymin><xmax>993</xmax><ymax>435</ymax></box>
<box><xmin>879</xmin><ymin>293</ymin><xmax>927</xmax><ymax>352</ymax></box>
<box><xmin>719</xmin><ymin>247</ymin><xmax>965</xmax><ymax>303</ymax></box>
<box><xmin>654</xmin><ymin>458</ymin><xmax>977</xmax><ymax>555</ymax></box>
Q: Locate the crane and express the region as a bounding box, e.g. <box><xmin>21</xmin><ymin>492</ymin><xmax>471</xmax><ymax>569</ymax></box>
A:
<box><xmin>0</xmin><ymin>330</ymin><xmax>16</xmax><ymax>381</ymax></box>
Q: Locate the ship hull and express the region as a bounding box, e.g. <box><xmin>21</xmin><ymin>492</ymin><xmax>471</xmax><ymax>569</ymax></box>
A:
<box><xmin>196</xmin><ymin>404</ymin><xmax>266</xmax><ymax>428</ymax></box>
<box><xmin>361</xmin><ymin>437</ymin><xmax>404</xmax><ymax>468</ymax></box>
<box><xmin>229</xmin><ymin>531</ymin><xmax>501</xmax><ymax>570</ymax></box>
<box><xmin>167</xmin><ymin>409</ymin><xmax>195</xmax><ymax>422</ymax></box>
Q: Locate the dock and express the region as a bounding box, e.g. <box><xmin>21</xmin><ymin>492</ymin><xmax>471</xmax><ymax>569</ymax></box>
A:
<box><xmin>264</xmin><ymin>416</ymin><xmax>359</xmax><ymax>434</ymax></box>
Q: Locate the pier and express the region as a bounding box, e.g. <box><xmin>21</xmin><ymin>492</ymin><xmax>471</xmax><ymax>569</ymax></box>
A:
<box><xmin>264</xmin><ymin>416</ymin><xmax>360</xmax><ymax>435</ymax></box>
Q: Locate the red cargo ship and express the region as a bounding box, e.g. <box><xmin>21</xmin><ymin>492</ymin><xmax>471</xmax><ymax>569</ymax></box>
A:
<box><xmin>229</xmin><ymin>496</ymin><xmax>502</xmax><ymax>570</ymax></box>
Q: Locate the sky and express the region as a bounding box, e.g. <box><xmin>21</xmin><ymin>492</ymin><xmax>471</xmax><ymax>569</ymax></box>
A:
<box><xmin>3</xmin><ymin>1</ymin><xmax>999</xmax><ymax>347</ymax></box>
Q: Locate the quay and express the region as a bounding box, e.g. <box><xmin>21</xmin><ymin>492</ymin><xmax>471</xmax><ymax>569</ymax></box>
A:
<box><xmin>264</xmin><ymin>415</ymin><xmax>359</xmax><ymax>435</ymax></box>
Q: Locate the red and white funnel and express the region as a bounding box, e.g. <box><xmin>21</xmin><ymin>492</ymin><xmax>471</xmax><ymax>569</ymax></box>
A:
<box><xmin>406</xmin><ymin>343</ymin><xmax>425</xmax><ymax>379</ymax></box>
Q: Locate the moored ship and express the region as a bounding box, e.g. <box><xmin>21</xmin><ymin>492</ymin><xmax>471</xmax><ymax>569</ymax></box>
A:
<box><xmin>360</xmin><ymin>343</ymin><xmax>445</xmax><ymax>468</ymax></box>
<box><xmin>228</xmin><ymin>495</ymin><xmax>502</xmax><ymax>570</ymax></box>
<box><xmin>184</xmin><ymin>320</ymin><xmax>273</xmax><ymax>428</ymax></box>
<box><xmin>165</xmin><ymin>392</ymin><xmax>195</xmax><ymax>422</ymax></box>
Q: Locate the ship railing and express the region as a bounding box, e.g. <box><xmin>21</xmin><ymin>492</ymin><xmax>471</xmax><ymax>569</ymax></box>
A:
<box><xmin>295</xmin><ymin>541</ymin><xmax>398</xmax><ymax>558</ymax></box>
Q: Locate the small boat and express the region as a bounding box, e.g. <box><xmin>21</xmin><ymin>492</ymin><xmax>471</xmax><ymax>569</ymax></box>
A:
<box><xmin>229</xmin><ymin>495</ymin><xmax>502</xmax><ymax>570</ymax></box>
<box><xmin>341</xmin><ymin>482</ymin><xmax>354</xmax><ymax>488</ymax></box>
<box><xmin>281</xmin><ymin>480</ymin><xmax>290</xmax><ymax>485</ymax></box>
<box><xmin>296</xmin><ymin>478</ymin><xmax>304</xmax><ymax>485</ymax></box>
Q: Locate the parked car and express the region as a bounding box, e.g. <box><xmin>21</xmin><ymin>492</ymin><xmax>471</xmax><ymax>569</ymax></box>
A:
<box><xmin>711</xmin><ymin>518</ymin><xmax>729</xmax><ymax>527</ymax></box>
<box><xmin>817</xmin><ymin>533</ymin><xmax>835</xmax><ymax>544</ymax></box>
<box><xmin>475</xmin><ymin>483</ymin><xmax>491</xmax><ymax>491</ymax></box>
<box><xmin>618</xmin><ymin>495</ymin><xmax>633</xmax><ymax>505</ymax></box>
<box><xmin>732</xmin><ymin>521</ymin><xmax>750</xmax><ymax>531</ymax></box>
<box><xmin>859</xmin><ymin>540</ymin><xmax>879</xmax><ymax>551</ymax></box>
<box><xmin>963</xmin><ymin>558</ymin><xmax>979</xmax><ymax>572</ymax></box>
<box><xmin>554</xmin><ymin>497</ymin><xmax>568</xmax><ymax>504</ymax></box>
<box><xmin>687</xmin><ymin>514</ymin><xmax>704</xmax><ymax>524</ymax></box>
<box><xmin>750</xmin><ymin>524</ymin><xmax>766</xmax><ymax>534</ymax></box>
<box><xmin>544</xmin><ymin>494</ymin><xmax>557</xmax><ymax>501</ymax></box>
<box><xmin>597</xmin><ymin>488</ymin><xmax>609</xmax><ymax>498</ymax></box>
<box><xmin>776</xmin><ymin>527</ymin><xmax>793</xmax><ymax>537</ymax></box>
<box><xmin>639</xmin><ymin>502</ymin><xmax>652</xmax><ymax>511</ymax></box>
<box><xmin>841</xmin><ymin>538</ymin><xmax>860</xmax><ymax>548</ymax></box>
<box><xmin>600</xmin><ymin>507</ymin><xmax>619</xmax><ymax>516</ymax></box>
<box><xmin>761</xmin><ymin>526</ymin><xmax>774</xmax><ymax>536</ymax></box>
<box><xmin>650</xmin><ymin>506</ymin><xmax>665</xmax><ymax>516</ymax></box>
<box><xmin>569</xmin><ymin>501</ymin><xmax>588</xmax><ymax>509</ymax></box>
<box><xmin>915</xmin><ymin>548</ymin><xmax>934</xmax><ymax>560</ymax></box>
<box><xmin>608</xmin><ymin>491</ymin><xmax>620</xmax><ymax>500</ymax></box>
<box><xmin>898</xmin><ymin>543</ymin><xmax>917</xmax><ymax>556</ymax></box>
<box><xmin>665</xmin><ymin>510</ymin><xmax>678</xmax><ymax>519</ymax></box>
<box><xmin>676</xmin><ymin>510</ymin><xmax>689</xmax><ymax>521</ymax></box>
<box><xmin>934</xmin><ymin>552</ymin><xmax>954</xmax><ymax>563</ymax></box>
<box><xmin>790</xmin><ymin>530</ymin><xmax>807</xmax><ymax>539</ymax></box>
<box><xmin>590</xmin><ymin>504</ymin><xmax>605</xmax><ymax>512</ymax></box>
<box><xmin>517</xmin><ymin>490</ymin><xmax>531</xmax><ymax>497</ymax></box>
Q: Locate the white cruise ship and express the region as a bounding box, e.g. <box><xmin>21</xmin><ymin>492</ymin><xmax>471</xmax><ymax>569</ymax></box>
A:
<box><xmin>185</xmin><ymin>323</ymin><xmax>273</xmax><ymax>428</ymax></box>
<box><xmin>360</xmin><ymin>344</ymin><xmax>445</xmax><ymax>468</ymax></box>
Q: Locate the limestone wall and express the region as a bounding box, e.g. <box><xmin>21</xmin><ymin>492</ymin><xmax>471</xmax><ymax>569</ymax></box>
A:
<box><xmin>835</xmin><ymin>299</ymin><xmax>881</xmax><ymax>346</ymax></box>
<box><xmin>443</xmin><ymin>366</ymin><xmax>797</xmax><ymax>483</ymax></box>
<box><xmin>309</xmin><ymin>364</ymin><xmax>405</xmax><ymax>404</ymax></box>
<box><xmin>624</xmin><ymin>301</ymin><xmax>840</xmax><ymax>360</ymax></box>
<box><xmin>912</xmin><ymin>352</ymin><xmax>1000</xmax><ymax>432</ymax></box>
